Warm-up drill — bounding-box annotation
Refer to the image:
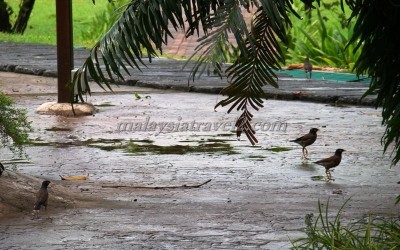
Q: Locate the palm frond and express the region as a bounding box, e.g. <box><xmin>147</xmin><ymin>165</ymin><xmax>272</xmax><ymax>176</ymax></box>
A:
<box><xmin>183</xmin><ymin>0</ymin><xmax>225</xmax><ymax>37</ymax></box>
<box><xmin>215</xmin><ymin>6</ymin><xmax>288</xmax><ymax>144</ymax></box>
<box><xmin>187</xmin><ymin>0</ymin><xmax>251</xmax><ymax>79</ymax></box>
<box><xmin>73</xmin><ymin>0</ymin><xmax>298</xmax><ymax>146</ymax></box>
<box><xmin>344</xmin><ymin>0</ymin><xmax>400</xmax><ymax>165</ymax></box>
<box><xmin>72</xmin><ymin>0</ymin><xmax>186</xmax><ymax>102</ymax></box>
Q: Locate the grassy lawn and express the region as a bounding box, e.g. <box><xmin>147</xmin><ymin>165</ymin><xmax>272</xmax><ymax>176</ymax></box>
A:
<box><xmin>0</xmin><ymin>1</ymin><xmax>358</xmax><ymax>67</ymax></box>
<box><xmin>0</xmin><ymin>0</ymin><xmax>109</xmax><ymax>47</ymax></box>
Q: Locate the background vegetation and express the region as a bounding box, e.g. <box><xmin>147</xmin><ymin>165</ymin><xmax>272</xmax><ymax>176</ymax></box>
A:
<box><xmin>284</xmin><ymin>1</ymin><xmax>361</xmax><ymax>70</ymax></box>
<box><xmin>0</xmin><ymin>0</ymin><xmax>358</xmax><ymax>68</ymax></box>
<box><xmin>0</xmin><ymin>91</ymin><xmax>31</xmax><ymax>156</ymax></box>
<box><xmin>0</xmin><ymin>0</ymin><xmax>119</xmax><ymax>46</ymax></box>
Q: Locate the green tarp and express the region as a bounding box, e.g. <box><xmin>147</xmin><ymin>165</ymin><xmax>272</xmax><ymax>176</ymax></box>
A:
<box><xmin>277</xmin><ymin>69</ymin><xmax>371</xmax><ymax>83</ymax></box>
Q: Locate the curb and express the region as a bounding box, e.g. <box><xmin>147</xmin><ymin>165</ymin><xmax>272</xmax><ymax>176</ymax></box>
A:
<box><xmin>0</xmin><ymin>63</ymin><xmax>376</xmax><ymax>107</ymax></box>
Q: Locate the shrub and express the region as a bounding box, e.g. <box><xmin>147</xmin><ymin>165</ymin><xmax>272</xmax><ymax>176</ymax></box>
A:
<box><xmin>292</xmin><ymin>199</ymin><xmax>400</xmax><ymax>249</ymax></box>
<box><xmin>0</xmin><ymin>91</ymin><xmax>32</xmax><ymax>156</ymax></box>
<box><xmin>283</xmin><ymin>1</ymin><xmax>361</xmax><ymax>70</ymax></box>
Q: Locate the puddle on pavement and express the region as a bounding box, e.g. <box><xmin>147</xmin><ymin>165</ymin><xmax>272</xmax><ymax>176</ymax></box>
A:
<box><xmin>247</xmin><ymin>155</ymin><xmax>265</xmax><ymax>161</ymax></box>
<box><xmin>311</xmin><ymin>175</ymin><xmax>325</xmax><ymax>181</ymax></box>
<box><xmin>125</xmin><ymin>140</ymin><xmax>237</xmax><ymax>155</ymax></box>
<box><xmin>216</xmin><ymin>133</ymin><xmax>236</xmax><ymax>137</ymax></box>
<box><xmin>29</xmin><ymin>140</ymin><xmax>83</xmax><ymax>148</ymax></box>
<box><xmin>86</xmin><ymin>138</ymin><xmax>126</xmax><ymax>151</ymax></box>
<box><xmin>265</xmin><ymin>146</ymin><xmax>293</xmax><ymax>152</ymax></box>
<box><xmin>94</xmin><ymin>102</ymin><xmax>115</xmax><ymax>107</ymax></box>
<box><xmin>28</xmin><ymin>138</ymin><xmax>238</xmax><ymax>155</ymax></box>
<box><xmin>44</xmin><ymin>127</ymin><xmax>73</xmax><ymax>132</ymax></box>
<box><xmin>298</xmin><ymin>162</ymin><xmax>316</xmax><ymax>170</ymax></box>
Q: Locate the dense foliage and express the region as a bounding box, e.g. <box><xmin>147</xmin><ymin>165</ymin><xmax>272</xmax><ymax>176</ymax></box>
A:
<box><xmin>344</xmin><ymin>0</ymin><xmax>400</xmax><ymax>165</ymax></box>
<box><xmin>0</xmin><ymin>91</ymin><xmax>31</xmax><ymax>156</ymax></box>
<box><xmin>284</xmin><ymin>1</ymin><xmax>361</xmax><ymax>70</ymax></box>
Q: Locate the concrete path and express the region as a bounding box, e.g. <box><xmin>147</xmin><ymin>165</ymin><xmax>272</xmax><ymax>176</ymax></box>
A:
<box><xmin>0</xmin><ymin>42</ymin><xmax>375</xmax><ymax>106</ymax></box>
<box><xmin>0</xmin><ymin>72</ymin><xmax>399</xmax><ymax>249</ymax></box>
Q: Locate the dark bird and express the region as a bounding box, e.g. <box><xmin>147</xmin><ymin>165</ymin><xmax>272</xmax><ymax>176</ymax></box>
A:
<box><xmin>314</xmin><ymin>149</ymin><xmax>345</xmax><ymax>181</ymax></box>
<box><xmin>32</xmin><ymin>180</ymin><xmax>50</xmax><ymax>219</ymax></box>
<box><xmin>0</xmin><ymin>162</ymin><xmax>4</xmax><ymax>176</ymax></box>
<box><xmin>290</xmin><ymin>128</ymin><xmax>319</xmax><ymax>160</ymax></box>
<box><xmin>304</xmin><ymin>57</ymin><xmax>313</xmax><ymax>79</ymax></box>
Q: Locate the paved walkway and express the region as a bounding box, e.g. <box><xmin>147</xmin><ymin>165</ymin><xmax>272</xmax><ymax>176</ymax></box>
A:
<box><xmin>0</xmin><ymin>40</ymin><xmax>396</xmax><ymax>250</ymax></box>
<box><xmin>0</xmin><ymin>41</ymin><xmax>375</xmax><ymax>106</ymax></box>
<box><xmin>0</xmin><ymin>72</ymin><xmax>398</xmax><ymax>249</ymax></box>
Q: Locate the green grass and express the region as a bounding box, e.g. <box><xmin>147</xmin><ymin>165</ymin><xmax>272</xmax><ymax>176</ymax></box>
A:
<box><xmin>292</xmin><ymin>199</ymin><xmax>400</xmax><ymax>249</ymax></box>
<box><xmin>0</xmin><ymin>0</ymin><xmax>110</xmax><ymax>47</ymax></box>
<box><xmin>283</xmin><ymin>1</ymin><xmax>360</xmax><ymax>70</ymax></box>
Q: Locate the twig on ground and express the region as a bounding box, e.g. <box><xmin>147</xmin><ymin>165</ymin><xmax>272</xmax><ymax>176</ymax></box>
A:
<box><xmin>101</xmin><ymin>179</ymin><xmax>212</xmax><ymax>189</ymax></box>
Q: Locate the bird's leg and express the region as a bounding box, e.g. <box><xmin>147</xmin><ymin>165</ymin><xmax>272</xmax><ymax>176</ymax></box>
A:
<box><xmin>31</xmin><ymin>210</ymin><xmax>39</xmax><ymax>219</ymax></box>
<box><xmin>325</xmin><ymin>170</ymin><xmax>335</xmax><ymax>182</ymax></box>
<box><xmin>44</xmin><ymin>206</ymin><xmax>52</xmax><ymax>221</ymax></box>
<box><xmin>302</xmin><ymin>147</ymin><xmax>310</xmax><ymax>160</ymax></box>
<box><xmin>325</xmin><ymin>169</ymin><xmax>330</xmax><ymax>181</ymax></box>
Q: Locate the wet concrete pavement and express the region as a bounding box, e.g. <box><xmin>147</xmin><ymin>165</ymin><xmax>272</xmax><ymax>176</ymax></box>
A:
<box><xmin>0</xmin><ymin>41</ymin><xmax>375</xmax><ymax>106</ymax></box>
<box><xmin>0</xmin><ymin>72</ymin><xmax>399</xmax><ymax>249</ymax></box>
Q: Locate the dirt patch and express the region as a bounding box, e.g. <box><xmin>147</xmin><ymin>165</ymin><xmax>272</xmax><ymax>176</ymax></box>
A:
<box><xmin>0</xmin><ymin>171</ymin><xmax>99</xmax><ymax>220</ymax></box>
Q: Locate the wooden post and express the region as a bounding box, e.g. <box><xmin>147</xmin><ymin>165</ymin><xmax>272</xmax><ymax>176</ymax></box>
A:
<box><xmin>55</xmin><ymin>0</ymin><xmax>73</xmax><ymax>103</ymax></box>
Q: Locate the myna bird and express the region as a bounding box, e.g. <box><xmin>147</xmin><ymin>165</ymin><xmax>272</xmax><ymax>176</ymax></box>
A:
<box><xmin>304</xmin><ymin>57</ymin><xmax>312</xmax><ymax>79</ymax></box>
<box><xmin>0</xmin><ymin>162</ymin><xmax>4</xmax><ymax>176</ymax></box>
<box><xmin>290</xmin><ymin>128</ymin><xmax>318</xmax><ymax>160</ymax></box>
<box><xmin>314</xmin><ymin>149</ymin><xmax>345</xmax><ymax>182</ymax></box>
<box><xmin>32</xmin><ymin>180</ymin><xmax>50</xmax><ymax>219</ymax></box>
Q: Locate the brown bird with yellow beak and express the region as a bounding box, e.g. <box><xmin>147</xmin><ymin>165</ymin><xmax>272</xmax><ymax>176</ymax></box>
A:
<box><xmin>290</xmin><ymin>128</ymin><xmax>319</xmax><ymax>160</ymax></box>
<box><xmin>314</xmin><ymin>149</ymin><xmax>346</xmax><ymax>182</ymax></box>
<box><xmin>32</xmin><ymin>180</ymin><xmax>51</xmax><ymax>219</ymax></box>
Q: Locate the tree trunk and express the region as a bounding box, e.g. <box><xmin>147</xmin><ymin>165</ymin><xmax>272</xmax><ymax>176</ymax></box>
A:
<box><xmin>0</xmin><ymin>0</ymin><xmax>12</xmax><ymax>32</ymax></box>
<box><xmin>12</xmin><ymin>0</ymin><xmax>35</xmax><ymax>34</ymax></box>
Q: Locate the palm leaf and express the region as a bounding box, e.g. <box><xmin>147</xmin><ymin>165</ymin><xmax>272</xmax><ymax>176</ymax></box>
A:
<box><xmin>215</xmin><ymin>6</ymin><xmax>288</xmax><ymax>144</ymax></box>
<box><xmin>344</xmin><ymin>0</ymin><xmax>400</xmax><ymax>165</ymax></box>
<box><xmin>71</xmin><ymin>0</ymin><xmax>187</xmax><ymax>102</ymax></box>
<box><xmin>187</xmin><ymin>0</ymin><xmax>251</xmax><ymax>80</ymax></box>
<box><xmin>73</xmin><ymin>0</ymin><xmax>297</xmax><ymax>146</ymax></box>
